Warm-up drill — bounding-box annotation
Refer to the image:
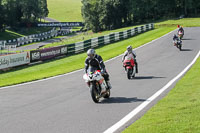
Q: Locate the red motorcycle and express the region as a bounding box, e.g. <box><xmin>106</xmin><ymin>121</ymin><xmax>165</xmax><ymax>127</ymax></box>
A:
<box><xmin>123</xmin><ymin>55</ymin><xmax>136</xmax><ymax>79</ymax></box>
<box><xmin>178</xmin><ymin>31</ymin><xmax>184</xmax><ymax>39</ymax></box>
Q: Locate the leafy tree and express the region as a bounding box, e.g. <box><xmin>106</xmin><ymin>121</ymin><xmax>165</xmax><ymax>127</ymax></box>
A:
<box><xmin>81</xmin><ymin>0</ymin><xmax>104</xmax><ymax>32</ymax></box>
<box><xmin>0</xmin><ymin>0</ymin><xmax>5</xmax><ymax>31</ymax></box>
<box><xmin>82</xmin><ymin>0</ymin><xmax>200</xmax><ymax>32</ymax></box>
<box><xmin>0</xmin><ymin>0</ymin><xmax>49</xmax><ymax>30</ymax></box>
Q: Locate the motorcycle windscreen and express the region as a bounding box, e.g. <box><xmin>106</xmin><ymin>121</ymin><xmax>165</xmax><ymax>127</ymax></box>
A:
<box><xmin>87</xmin><ymin>67</ymin><xmax>98</xmax><ymax>74</ymax></box>
<box><xmin>125</xmin><ymin>54</ymin><xmax>134</xmax><ymax>60</ymax></box>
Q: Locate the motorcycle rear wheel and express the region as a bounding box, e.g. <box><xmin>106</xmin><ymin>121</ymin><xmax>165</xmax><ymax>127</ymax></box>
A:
<box><xmin>90</xmin><ymin>83</ymin><xmax>99</xmax><ymax>103</ymax></box>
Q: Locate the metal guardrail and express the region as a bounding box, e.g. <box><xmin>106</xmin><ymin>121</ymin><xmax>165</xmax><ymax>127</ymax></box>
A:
<box><xmin>0</xmin><ymin>28</ymin><xmax>76</xmax><ymax>48</ymax></box>
<box><xmin>30</xmin><ymin>23</ymin><xmax>154</xmax><ymax>61</ymax></box>
<box><xmin>0</xmin><ymin>29</ymin><xmax>58</xmax><ymax>47</ymax></box>
<box><xmin>0</xmin><ymin>23</ymin><xmax>154</xmax><ymax>70</ymax></box>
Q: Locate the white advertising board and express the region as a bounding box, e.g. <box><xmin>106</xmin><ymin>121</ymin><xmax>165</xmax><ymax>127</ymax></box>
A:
<box><xmin>0</xmin><ymin>52</ymin><xmax>30</xmax><ymax>70</ymax></box>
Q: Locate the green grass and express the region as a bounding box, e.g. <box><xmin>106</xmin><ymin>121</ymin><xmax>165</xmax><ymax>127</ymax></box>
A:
<box><xmin>15</xmin><ymin>27</ymin><xmax>52</xmax><ymax>35</ymax></box>
<box><xmin>1</xmin><ymin>17</ymin><xmax>200</xmax><ymax>87</ymax></box>
<box><xmin>0</xmin><ymin>27</ymin><xmax>52</xmax><ymax>40</ymax></box>
<box><xmin>0</xmin><ymin>30</ymin><xmax>24</xmax><ymax>40</ymax></box>
<box><xmin>40</xmin><ymin>17</ymin><xmax>200</xmax><ymax>49</ymax></box>
<box><xmin>0</xmin><ymin>26</ymin><xmax>175</xmax><ymax>87</ymax></box>
<box><xmin>123</xmin><ymin>57</ymin><xmax>200</xmax><ymax>133</ymax></box>
<box><xmin>43</xmin><ymin>24</ymin><xmax>145</xmax><ymax>48</ymax></box>
<box><xmin>156</xmin><ymin>18</ymin><xmax>200</xmax><ymax>27</ymax></box>
<box><xmin>47</xmin><ymin>0</ymin><xmax>82</xmax><ymax>22</ymax></box>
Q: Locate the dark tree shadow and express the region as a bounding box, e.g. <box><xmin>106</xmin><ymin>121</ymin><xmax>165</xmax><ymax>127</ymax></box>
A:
<box><xmin>100</xmin><ymin>97</ymin><xmax>147</xmax><ymax>104</ymax></box>
<box><xmin>132</xmin><ymin>76</ymin><xmax>166</xmax><ymax>80</ymax></box>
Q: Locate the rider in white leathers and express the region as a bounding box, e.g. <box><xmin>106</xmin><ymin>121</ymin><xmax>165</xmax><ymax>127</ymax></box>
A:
<box><xmin>122</xmin><ymin>46</ymin><xmax>138</xmax><ymax>73</ymax></box>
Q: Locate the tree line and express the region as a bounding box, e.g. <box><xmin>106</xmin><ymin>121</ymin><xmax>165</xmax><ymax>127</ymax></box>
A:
<box><xmin>0</xmin><ymin>0</ymin><xmax>48</xmax><ymax>32</ymax></box>
<box><xmin>81</xmin><ymin>0</ymin><xmax>200</xmax><ymax>32</ymax></box>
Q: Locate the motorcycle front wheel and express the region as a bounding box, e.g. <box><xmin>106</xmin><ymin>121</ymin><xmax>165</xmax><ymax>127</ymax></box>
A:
<box><xmin>131</xmin><ymin>66</ymin><xmax>136</xmax><ymax>78</ymax></box>
<box><xmin>103</xmin><ymin>89</ymin><xmax>110</xmax><ymax>98</ymax></box>
<box><xmin>90</xmin><ymin>82</ymin><xmax>100</xmax><ymax>103</ymax></box>
<box><xmin>178</xmin><ymin>44</ymin><xmax>182</xmax><ymax>51</ymax></box>
<box><xmin>127</xmin><ymin>69</ymin><xmax>132</xmax><ymax>79</ymax></box>
<box><xmin>180</xmin><ymin>44</ymin><xmax>182</xmax><ymax>51</ymax></box>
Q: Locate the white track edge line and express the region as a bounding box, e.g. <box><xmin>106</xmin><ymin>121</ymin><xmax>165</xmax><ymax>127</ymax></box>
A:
<box><xmin>103</xmin><ymin>50</ymin><xmax>200</xmax><ymax>133</ymax></box>
<box><xmin>0</xmin><ymin>29</ymin><xmax>176</xmax><ymax>90</ymax></box>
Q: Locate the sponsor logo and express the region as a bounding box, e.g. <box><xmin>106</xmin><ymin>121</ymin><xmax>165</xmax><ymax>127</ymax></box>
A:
<box><xmin>31</xmin><ymin>51</ymin><xmax>40</xmax><ymax>60</ymax></box>
<box><xmin>37</xmin><ymin>22</ymin><xmax>84</xmax><ymax>27</ymax></box>
<box><xmin>61</xmin><ymin>47</ymin><xmax>67</xmax><ymax>54</ymax></box>
<box><xmin>0</xmin><ymin>52</ymin><xmax>30</xmax><ymax>70</ymax></box>
<box><xmin>41</xmin><ymin>49</ymin><xmax>60</xmax><ymax>57</ymax></box>
<box><xmin>0</xmin><ymin>58</ymin><xmax>9</xmax><ymax>66</ymax></box>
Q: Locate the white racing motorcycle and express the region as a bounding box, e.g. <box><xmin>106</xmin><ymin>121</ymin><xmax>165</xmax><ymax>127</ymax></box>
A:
<box><xmin>83</xmin><ymin>67</ymin><xmax>110</xmax><ymax>103</ymax></box>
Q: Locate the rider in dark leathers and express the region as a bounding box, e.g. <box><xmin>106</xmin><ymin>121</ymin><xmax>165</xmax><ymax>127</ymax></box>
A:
<box><xmin>173</xmin><ymin>34</ymin><xmax>182</xmax><ymax>46</ymax></box>
<box><xmin>85</xmin><ymin>49</ymin><xmax>112</xmax><ymax>89</ymax></box>
<box><xmin>173</xmin><ymin>34</ymin><xmax>179</xmax><ymax>41</ymax></box>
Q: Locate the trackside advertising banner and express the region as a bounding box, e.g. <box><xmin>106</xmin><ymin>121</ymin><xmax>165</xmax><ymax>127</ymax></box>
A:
<box><xmin>0</xmin><ymin>52</ymin><xmax>30</xmax><ymax>70</ymax></box>
<box><xmin>37</xmin><ymin>22</ymin><xmax>84</xmax><ymax>27</ymax></box>
<box><xmin>30</xmin><ymin>45</ymin><xmax>68</xmax><ymax>61</ymax></box>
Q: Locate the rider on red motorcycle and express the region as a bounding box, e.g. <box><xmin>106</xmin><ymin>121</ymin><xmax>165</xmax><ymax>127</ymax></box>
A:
<box><xmin>85</xmin><ymin>49</ymin><xmax>112</xmax><ymax>89</ymax></box>
<box><xmin>177</xmin><ymin>25</ymin><xmax>184</xmax><ymax>36</ymax></box>
<box><xmin>122</xmin><ymin>45</ymin><xmax>138</xmax><ymax>73</ymax></box>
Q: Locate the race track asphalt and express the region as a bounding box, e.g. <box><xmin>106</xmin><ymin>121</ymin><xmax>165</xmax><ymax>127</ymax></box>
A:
<box><xmin>0</xmin><ymin>27</ymin><xmax>199</xmax><ymax>133</ymax></box>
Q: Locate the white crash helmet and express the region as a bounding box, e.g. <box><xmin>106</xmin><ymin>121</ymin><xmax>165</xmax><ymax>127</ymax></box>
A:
<box><xmin>127</xmin><ymin>45</ymin><xmax>132</xmax><ymax>53</ymax></box>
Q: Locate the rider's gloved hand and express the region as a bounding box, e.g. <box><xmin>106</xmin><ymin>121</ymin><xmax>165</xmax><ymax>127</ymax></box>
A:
<box><xmin>101</xmin><ymin>69</ymin><xmax>105</xmax><ymax>75</ymax></box>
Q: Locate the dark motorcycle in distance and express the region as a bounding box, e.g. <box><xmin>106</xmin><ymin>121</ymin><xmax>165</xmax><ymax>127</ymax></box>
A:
<box><xmin>123</xmin><ymin>55</ymin><xmax>136</xmax><ymax>79</ymax></box>
<box><xmin>83</xmin><ymin>67</ymin><xmax>110</xmax><ymax>103</ymax></box>
<box><xmin>173</xmin><ymin>38</ymin><xmax>182</xmax><ymax>51</ymax></box>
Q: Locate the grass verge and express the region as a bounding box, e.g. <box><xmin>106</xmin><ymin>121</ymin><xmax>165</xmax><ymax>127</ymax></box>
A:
<box><xmin>0</xmin><ymin>27</ymin><xmax>52</xmax><ymax>40</ymax></box>
<box><xmin>0</xmin><ymin>30</ymin><xmax>24</xmax><ymax>40</ymax></box>
<box><xmin>0</xmin><ymin>26</ymin><xmax>175</xmax><ymax>87</ymax></box>
<box><xmin>47</xmin><ymin>0</ymin><xmax>82</xmax><ymax>22</ymax></box>
<box><xmin>155</xmin><ymin>18</ymin><xmax>200</xmax><ymax>27</ymax></box>
<box><xmin>123</xmin><ymin>57</ymin><xmax>200</xmax><ymax>133</ymax></box>
<box><xmin>42</xmin><ymin>18</ymin><xmax>200</xmax><ymax>48</ymax></box>
<box><xmin>43</xmin><ymin>24</ymin><xmax>144</xmax><ymax>48</ymax></box>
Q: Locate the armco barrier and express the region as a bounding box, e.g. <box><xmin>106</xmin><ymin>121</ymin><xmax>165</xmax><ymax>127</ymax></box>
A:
<box><xmin>0</xmin><ymin>41</ymin><xmax>6</xmax><ymax>50</ymax></box>
<box><xmin>30</xmin><ymin>23</ymin><xmax>154</xmax><ymax>62</ymax></box>
<box><xmin>0</xmin><ymin>29</ymin><xmax>58</xmax><ymax>47</ymax></box>
<box><xmin>0</xmin><ymin>28</ymin><xmax>74</xmax><ymax>47</ymax></box>
<box><xmin>58</xmin><ymin>23</ymin><xmax>154</xmax><ymax>56</ymax></box>
<box><xmin>1</xmin><ymin>23</ymin><xmax>154</xmax><ymax>70</ymax></box>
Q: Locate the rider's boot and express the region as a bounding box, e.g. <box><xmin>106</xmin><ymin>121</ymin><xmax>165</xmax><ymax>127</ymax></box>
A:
<box><xmin>136</xmin><ymin>67</ymin><xmax>138</xmax><ymax>73</ymax></box>
<box><xmin>106</xmin><ymin>81</ymin><xmax>112</xmax><ymax>89</ymax></box>
<box><xmin>135</xmin><ymin>62</ymin><xmax>138</xmax><ymax>73</ymax></box>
